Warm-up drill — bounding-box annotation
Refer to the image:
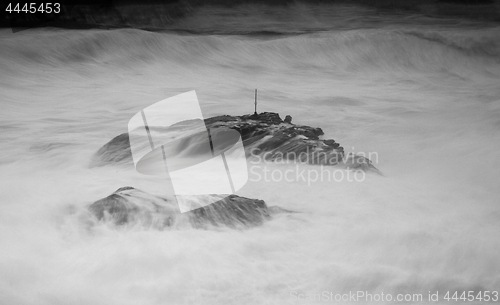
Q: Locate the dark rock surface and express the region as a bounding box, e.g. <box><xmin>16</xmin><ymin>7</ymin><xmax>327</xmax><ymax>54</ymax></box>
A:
<box><xmin>88</xmin><ymin>187</ymin><xmax>290</xmax><ymax>229</ymax></box>
<box><xmin>90</xmin><ymin>112</ymin><xmax>381</xmax><ymax>174</ymax></box>
<box><xmin>90</xmin><ymin>133</ymin><xmax>133</xmax><ymax>168</ymax></box>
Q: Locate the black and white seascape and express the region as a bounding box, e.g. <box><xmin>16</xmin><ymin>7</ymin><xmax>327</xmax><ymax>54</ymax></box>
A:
<box><xmin>1</xmin><ymin>1</ymin><xmax>500</xmax><ymax>304</ymax></box>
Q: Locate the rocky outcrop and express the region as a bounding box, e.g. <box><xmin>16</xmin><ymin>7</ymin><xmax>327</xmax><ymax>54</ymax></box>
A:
<box><xmin>90</xmin><ymin>133</ymin><xmax>133</xmax><ymax>167</ymax></box>
<box><xmin>88</xmin><ymin>187</ymin><xmax>290</xmax><ymax>229</ymax></box>
<box><xmin>90</xmin><ymin>112</ymin><xmax>381</xmax><ymax>174</ymax></box>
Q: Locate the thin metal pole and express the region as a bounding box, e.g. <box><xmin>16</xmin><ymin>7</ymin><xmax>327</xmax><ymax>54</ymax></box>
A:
<box><xmin>254</xmin><ymin>89</ymin><xmax>257</xmax><ymax>115</ymax></box>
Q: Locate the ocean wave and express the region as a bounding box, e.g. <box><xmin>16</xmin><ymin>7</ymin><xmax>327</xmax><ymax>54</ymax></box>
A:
<box><xmin>1</xmin><ymin>26</ymin><xmax>499</xmax><ymax>77</ymax></box>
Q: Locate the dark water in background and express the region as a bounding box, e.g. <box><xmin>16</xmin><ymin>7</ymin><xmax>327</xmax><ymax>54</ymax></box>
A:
<box><xmin>1</xmin><ymin>3</ymin><xmax>500</xmax><ymax>304</ymax></box>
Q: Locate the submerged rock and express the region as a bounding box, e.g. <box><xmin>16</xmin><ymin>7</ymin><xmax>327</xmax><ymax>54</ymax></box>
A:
<box><xmin>90</xmin><ymin>112</ymin><xmax>381</xmax><ymax>174</ymax></box>
<box><xmin>88</xmin><ymin>187</ymin><xmax>289</xmax><ymax>229</ymax></box>
<box><xmin>90</xmin><ymin>133</ymin><xmax>132</xmax><ymax>167</ymax></box>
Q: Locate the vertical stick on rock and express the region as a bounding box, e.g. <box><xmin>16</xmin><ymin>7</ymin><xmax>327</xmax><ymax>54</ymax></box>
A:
<box><xmin>254</xmin><ymin>89</ymin><xmax>258</xmax><ymax>115</ymax></box>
